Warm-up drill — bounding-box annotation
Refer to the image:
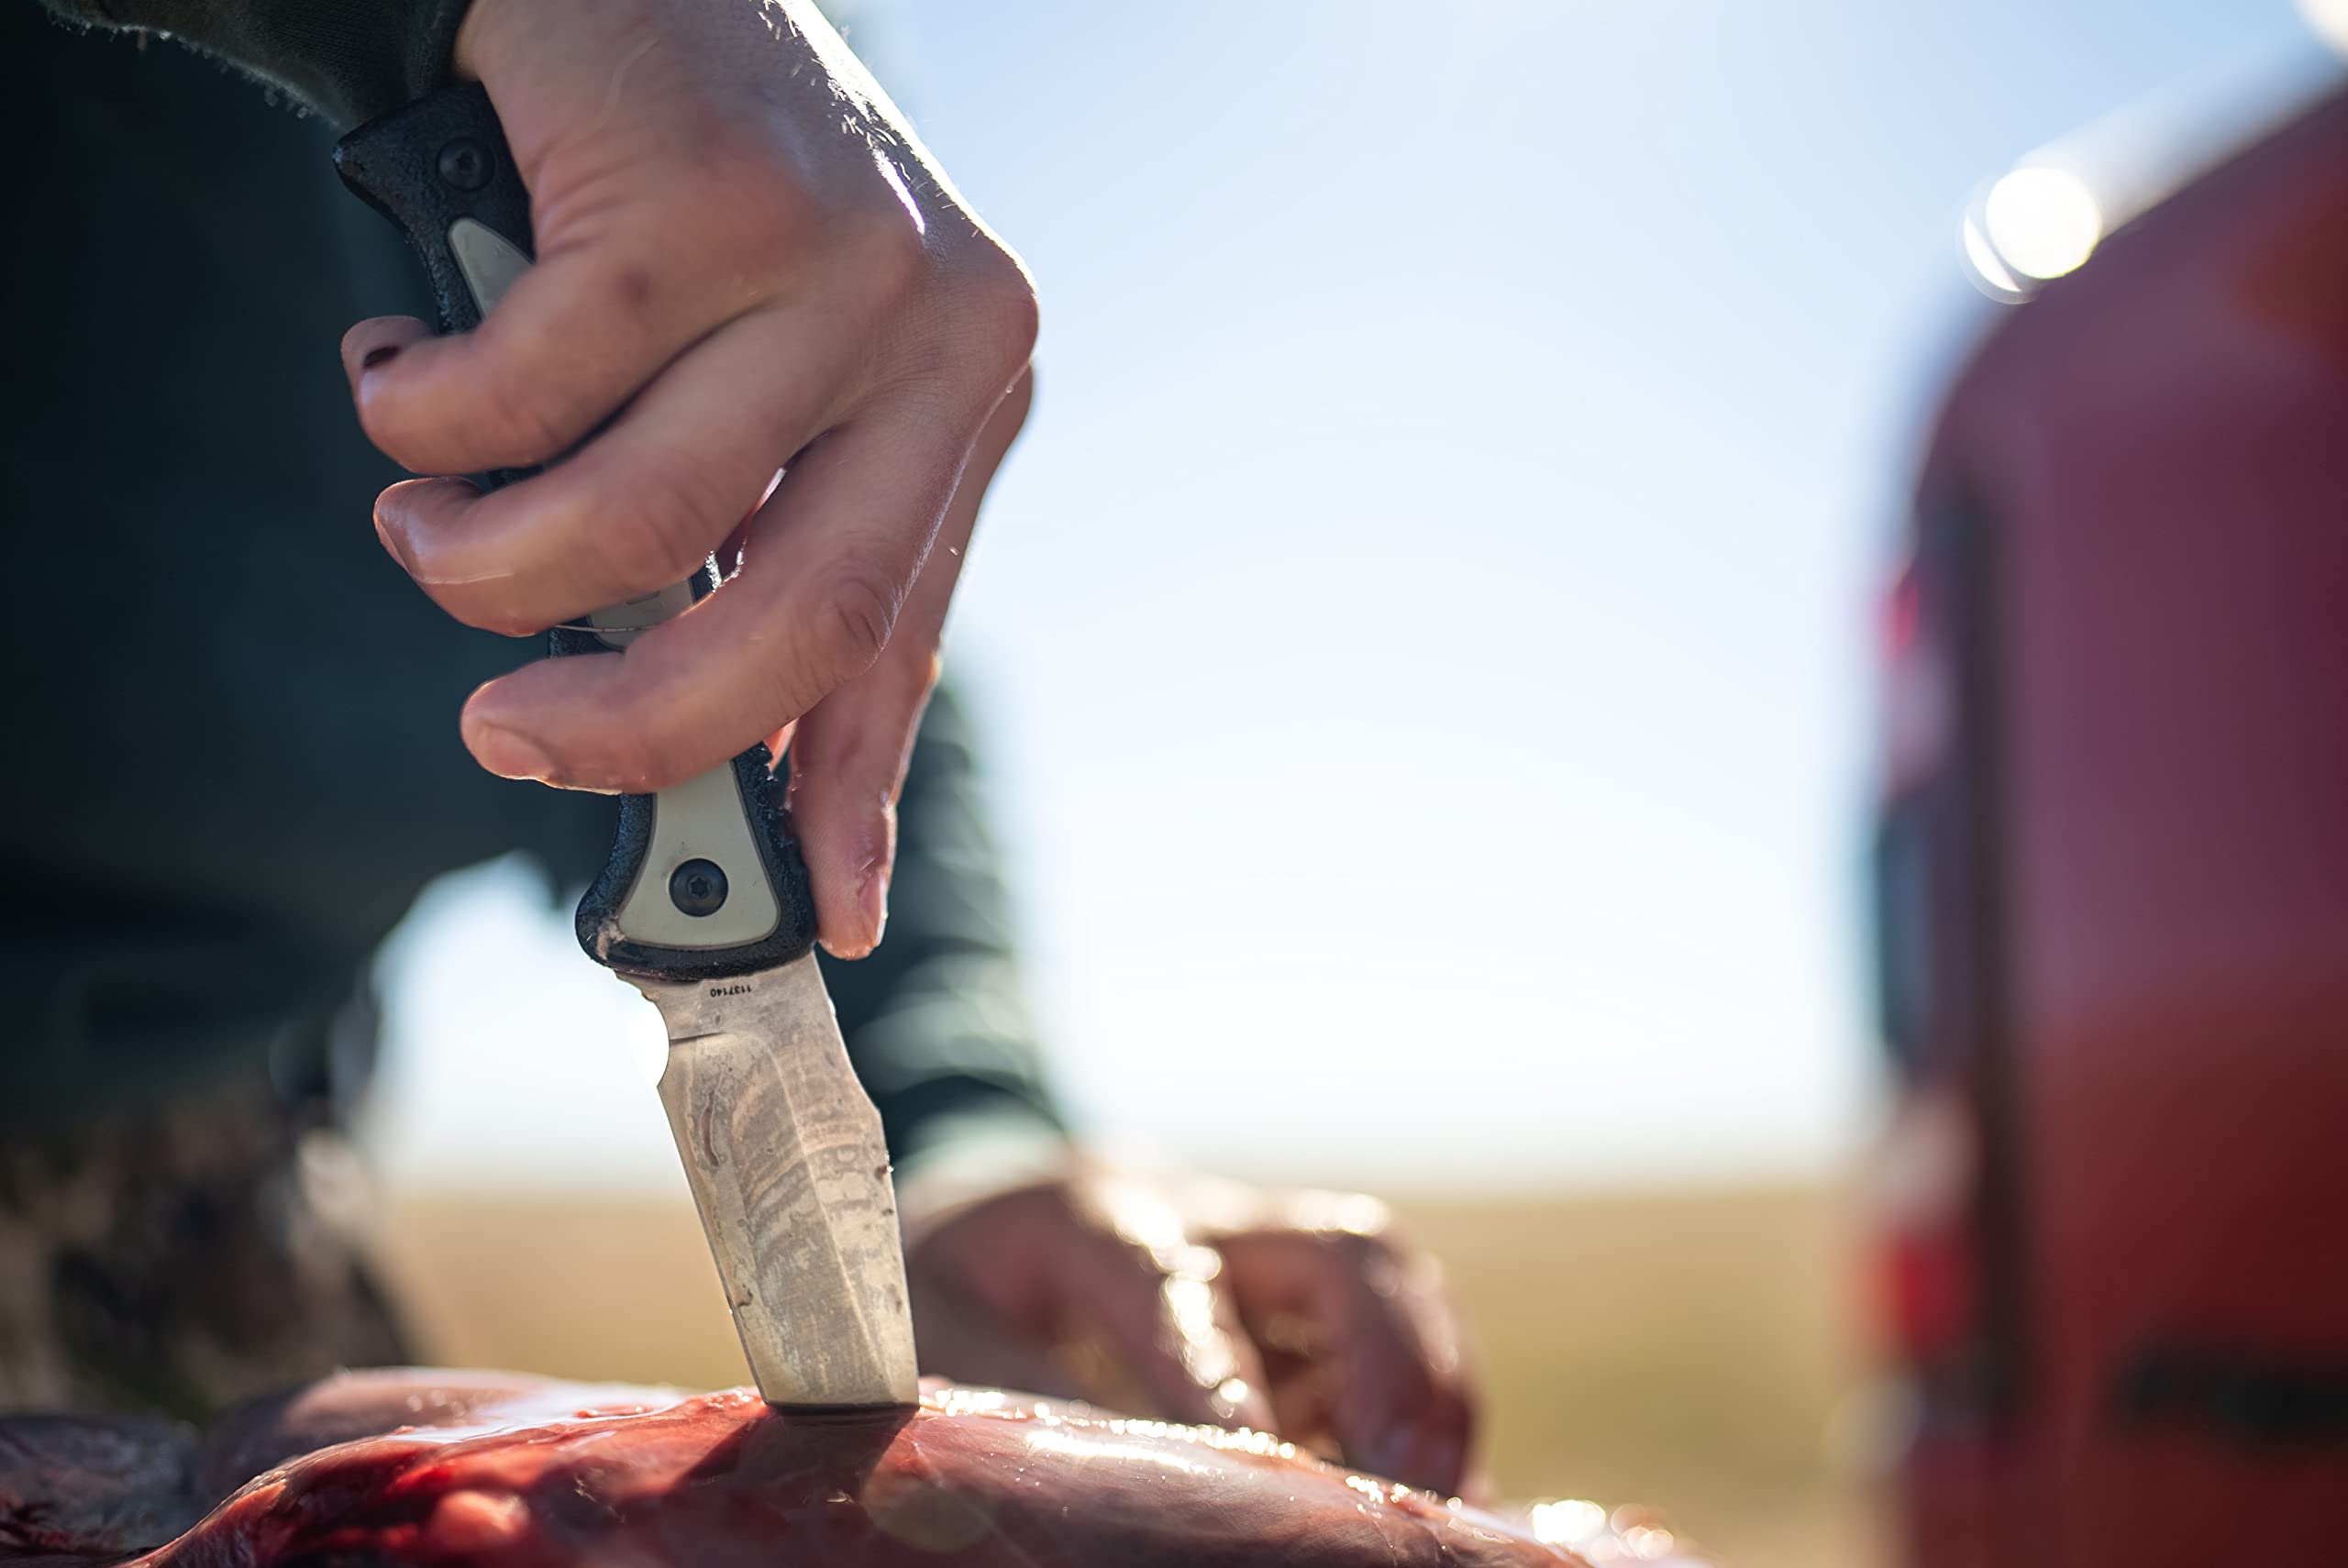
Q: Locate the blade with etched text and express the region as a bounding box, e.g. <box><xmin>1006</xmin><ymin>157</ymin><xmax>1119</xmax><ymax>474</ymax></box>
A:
<box><xmin>637</xmin><ymin>954</ymin><xmax>919</xmax><ymax>1408</ymax></box>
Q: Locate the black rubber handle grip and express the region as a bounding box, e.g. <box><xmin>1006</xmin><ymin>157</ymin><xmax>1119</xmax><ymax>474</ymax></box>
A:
<box><xmin>331</xmin><ymin>83</ymin><xmax>526</xmax><ymax>348</ymax></box>
<box><xmin>334</xmin><ymin>83</ymin><xmax>821</xmax><ymax>982</ymax></box>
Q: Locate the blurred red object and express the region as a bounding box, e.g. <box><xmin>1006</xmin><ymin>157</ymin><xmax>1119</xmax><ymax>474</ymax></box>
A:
<box><xmin>1872</xmin><ymin>86</ymin><xmax>2348</xmax><ymax>1567</ymax></box>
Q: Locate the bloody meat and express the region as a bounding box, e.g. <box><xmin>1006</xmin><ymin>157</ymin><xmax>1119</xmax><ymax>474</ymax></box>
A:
<box><xmin>2</xmin><ymin>1371</ymin><xmax>1695</xmax><ymax>1567</ymax></box>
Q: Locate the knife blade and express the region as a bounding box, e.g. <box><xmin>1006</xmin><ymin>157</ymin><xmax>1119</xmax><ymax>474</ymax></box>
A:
<box><xmin>334</xmin><ymin>83</ymin><xmax>919</xmax><ymax>1409</ymax></box>
<box><xmin>643</xmin><ymin>958</ymin><xmax>918</xmax><ymax>1405</ymax></box>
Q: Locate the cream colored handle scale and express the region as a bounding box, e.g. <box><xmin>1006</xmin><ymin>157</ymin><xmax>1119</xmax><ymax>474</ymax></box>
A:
<box><xmin>446</xmin><ymin>221</ymin><xmax>790</xmax><ymax>959</ymax></box>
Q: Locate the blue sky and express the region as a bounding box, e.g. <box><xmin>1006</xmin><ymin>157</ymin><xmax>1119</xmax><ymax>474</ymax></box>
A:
<box><xmin>365</xmin><ymin>1</ymin><xmax>2342</xmax><ymax>1193</ymax></box>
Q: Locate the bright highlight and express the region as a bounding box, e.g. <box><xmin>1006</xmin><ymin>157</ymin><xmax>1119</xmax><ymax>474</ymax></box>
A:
<box><xmin>2297</xmin><ymin>0</ymin><xmax>2348</xmax><ymax>55</ymax></box>
<box><xmin>1981</xmin><ymin>165</ymin><xmax>2105</xmax><ymax>281</ymax></box>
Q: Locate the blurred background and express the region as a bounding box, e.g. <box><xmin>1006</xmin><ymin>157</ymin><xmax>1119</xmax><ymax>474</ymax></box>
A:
<box><xmin>353</xmin><ymin>4</ymin><xmax>2348</xmax><ymax>1564</ymax></box>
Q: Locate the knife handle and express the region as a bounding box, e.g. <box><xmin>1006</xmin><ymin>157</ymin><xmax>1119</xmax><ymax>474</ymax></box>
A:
<box><xmin>335</xmin><ymin>83</ymin><xmax>821</xmax><ymax>982</ymax></box>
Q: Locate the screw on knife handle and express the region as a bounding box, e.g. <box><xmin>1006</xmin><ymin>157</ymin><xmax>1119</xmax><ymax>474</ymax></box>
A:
<box><xmin>334</xmin><ymin>83</ymin><xmax>821</xmax><ymax>982</ymax></box>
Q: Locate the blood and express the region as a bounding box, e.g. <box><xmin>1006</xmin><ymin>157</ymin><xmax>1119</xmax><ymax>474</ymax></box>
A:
<box><xmin>6</xmin><ymin>1373</ymin><xmax>1668</xmax><ymax>1566</ymax></box>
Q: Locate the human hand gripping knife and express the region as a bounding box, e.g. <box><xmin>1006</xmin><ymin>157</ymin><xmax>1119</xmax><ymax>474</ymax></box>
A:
<box><xmin>334</xmin><ymin>84</ymin><xmax>920</xmax><ymax>1411</ymax></box>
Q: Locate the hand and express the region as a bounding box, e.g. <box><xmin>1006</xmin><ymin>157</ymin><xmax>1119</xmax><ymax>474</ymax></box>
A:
<box><xmin>902</xmin><ymin>1156</ymin><xmax>1479</xmax><ymax>1495</ymax></box>
<box><xmin>338</xmin><ymin>0</ymin><xmax>1037</xmax><ymax>957</ymax></box>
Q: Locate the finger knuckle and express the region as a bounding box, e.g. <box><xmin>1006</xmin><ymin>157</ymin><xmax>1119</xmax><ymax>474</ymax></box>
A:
<box><xmin>748</xmin><ymin>560</ymin><xmax>903</xmax><ymax>732</ymax></box>
<box><xmin>670</xmin><ymin>126</ymin><xmax>825</xmax><ymax>272</ymax></box>
<box><xmin>877</xmin><ymin>242</ymin><xmax>1036</xmax><ymax>403</ymax></box>
<box><xmin>952</xmin><ymin>244</ymin><xmax>1041</xmax><ymax>380</ymax></box>
<box><xmin>593</xmin><ymin>460</ymin><xmax>728</xmax><ymax>592</ymax></box>
<box><xmin>670</xmin><ymin>115</ymin><xmax>781</xmax><ymax>196</ymax></box>
<box><xmin>804</xmin><ymin>558</ymin><xmax>903</xmax><ymax>676</ymax></box>
<box><xmin>472</xmin><ymin>372</ymin><xmax>580</xmax><ymax>469</ymax></box>
<box><xmin>735</xmin><ymin>184</ymin><xmax>826</xmax><ymax>279</ymax></box>
<box><xmin>838</xmin><ymin>201</ymin><xmax>933</xmax><ymax>298</ymax></box>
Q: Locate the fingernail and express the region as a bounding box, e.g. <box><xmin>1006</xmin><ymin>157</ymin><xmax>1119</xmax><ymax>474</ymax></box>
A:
<box><xmin>468</xmin><ymin>721</ymin><xmax>558</xmax><ymax>782</ymax></box>
<box><xmin>373</xmin><ymin>513</ymin><xmax>417</xmax><ymax>574</ymax></box>
<box><xmin>864</xmin><ymin>863</ymin><xmax>891</xmax><ymax>946</ymax></box>
<box><xmin>814</xmin><ymin>871</ymin><xmax>887</xmax><ymax>961</ymax></box>
<box><xmin>854</xmin><ymin>828</ymin><xmax>892</xmax><ymax>944</ymax></box>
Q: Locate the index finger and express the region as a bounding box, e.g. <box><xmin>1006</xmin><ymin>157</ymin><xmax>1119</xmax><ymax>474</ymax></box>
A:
<box><xmin>455</xmin><ymin>401</ymin><xmax>959</xmax><ymax>792</ymax></box>
<box><xmin>349</xmin><ymin>226</ymin><xmax>759</xmax><ymax>476</ymax></box>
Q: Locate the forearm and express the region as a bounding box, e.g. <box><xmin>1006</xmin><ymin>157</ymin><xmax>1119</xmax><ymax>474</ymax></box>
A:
<box><xmin>38</xmin><ymin>0</ymin><xmax>467</xmax><ymax>125</ymax></box>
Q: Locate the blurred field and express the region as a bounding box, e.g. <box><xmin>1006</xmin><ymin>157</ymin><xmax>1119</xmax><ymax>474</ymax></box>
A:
<box><xmin>377</xmin><ymin>1180</ymin><xmax>1886</xmax><ymax>1568</ymax></box>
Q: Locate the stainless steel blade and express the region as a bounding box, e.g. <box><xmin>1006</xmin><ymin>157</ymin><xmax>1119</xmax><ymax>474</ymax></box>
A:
<box><xmin>637</xmin><ymin>954</ymin><xmax>919</xmax><ymax>1408</ymax></box>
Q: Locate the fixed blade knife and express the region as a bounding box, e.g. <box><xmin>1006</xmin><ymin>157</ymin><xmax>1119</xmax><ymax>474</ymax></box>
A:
<box><xmin>334</xmin><ymin>83</ymin><xmax>919</xmax><ymax>1410</ymax></box>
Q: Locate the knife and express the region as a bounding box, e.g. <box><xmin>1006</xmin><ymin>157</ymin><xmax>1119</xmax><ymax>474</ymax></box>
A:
<box><xmin>334</xmin><ymin>83</ymin><xmax>920</xmax><ymax>1410</ymax></box>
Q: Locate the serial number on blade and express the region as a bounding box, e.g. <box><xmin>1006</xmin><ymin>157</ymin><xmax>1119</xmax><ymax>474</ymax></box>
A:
<box><xmin>707</xmin><ymin>983</ymin><xmax>754</xmax><ymax>998</ymax></box>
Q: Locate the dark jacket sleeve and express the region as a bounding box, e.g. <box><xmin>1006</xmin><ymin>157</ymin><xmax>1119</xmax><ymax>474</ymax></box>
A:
<box><xmin>37</xmin><ymin>0</ymin><xmax>468</xmax><ymax>126</ymax></box>
<box><xmin>814</xmin><ymin>681</ymin><xmax>1070</xmax><ymax>1174</ymax></box>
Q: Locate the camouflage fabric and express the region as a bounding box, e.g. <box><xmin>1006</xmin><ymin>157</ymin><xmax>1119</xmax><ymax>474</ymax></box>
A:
<box><xmin>0</xmin><ymin>1066</ymin><xmax>405</xmax><ymax>1425</ymax></box>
